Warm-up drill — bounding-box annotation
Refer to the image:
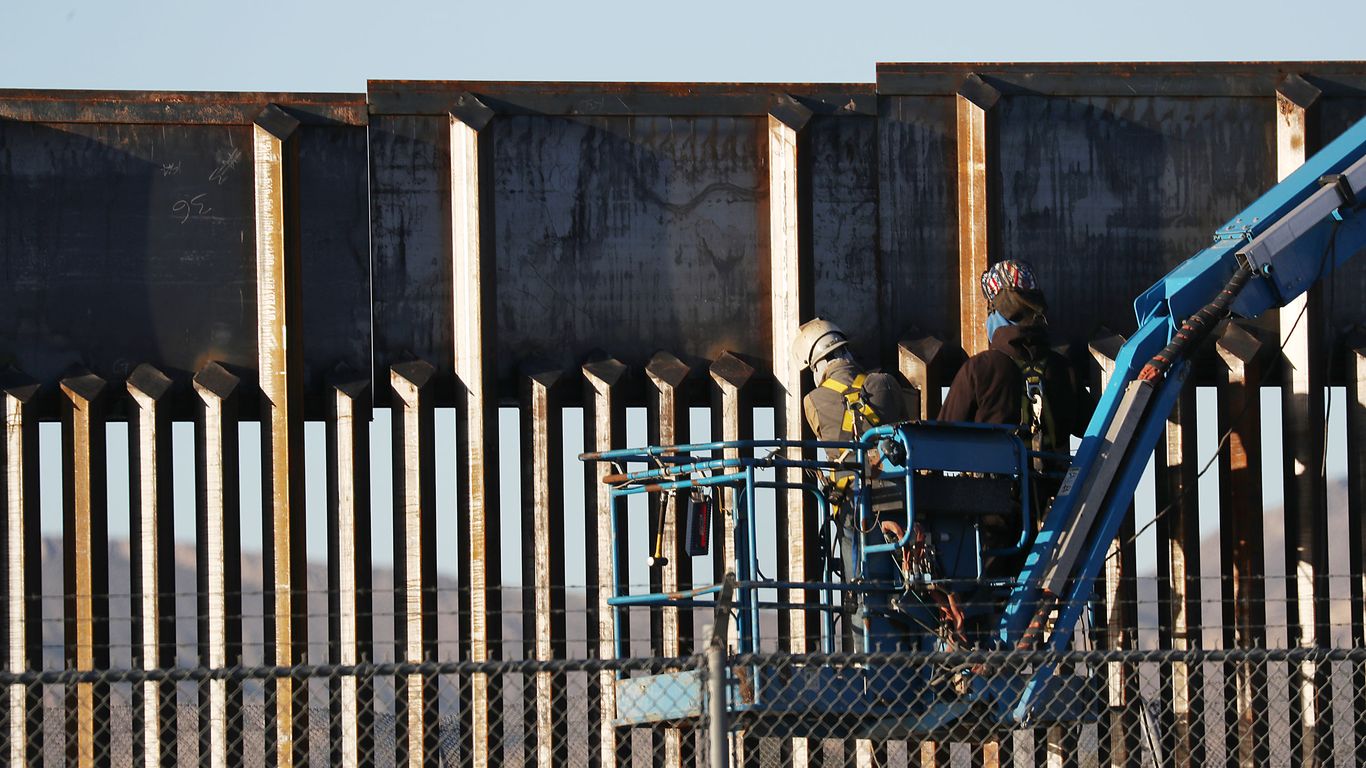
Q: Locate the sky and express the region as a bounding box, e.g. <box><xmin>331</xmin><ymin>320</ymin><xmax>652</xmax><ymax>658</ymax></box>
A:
<box><xmin>3</xmin><ymin>0</ymin><xmax>1366</xmax><ymax>92</ymax></box>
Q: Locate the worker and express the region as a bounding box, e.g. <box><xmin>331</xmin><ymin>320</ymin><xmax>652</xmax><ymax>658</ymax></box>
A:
<box><xmin>792</xmin><ymin>318</ymin><xmax>910</xmax><ymax>650</ymax></box>
<box><xmin>940</xmin><ymin>259</ymin><xmax>1092</xmax><ymax>449</ymax></box>
<box><xmin>792</xmin><ymin>318</ymin><xmax>906</xmax><ymax>446</ymax></box>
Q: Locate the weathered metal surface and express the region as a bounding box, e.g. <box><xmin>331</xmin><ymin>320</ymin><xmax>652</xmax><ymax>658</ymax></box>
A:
<box><xmin>520</xmin><ymin>365</ymin><xmax>567</xmax><ymax>768</ymax></box>
<box><xmin>254</xmin><ymin>104</ymin><xmax>309</xmax><ymax>767</ymax></box>
<box><xmin>1216</xmin><ymin>320</ymin><xmax>1272</xmax><ymax>767</ymax></box>
<box><xmin>897</xmin><ymin>329</ymin><xmax>957</xmax><ymax>420</ymax></box>
<box><xmin>1154</xmin><ymin>381</ymin><xmax>1202</xmax><ymax>767</ymax></box>
<box><xmin>451</xmin><ymin>99</ymin><xmax>502</xmax><ymax>767</ymax></box>
<box><xmin>583</xmin><ymin>357</ymin><xmax>627</xmax><ymax>768</ymax></box>
<box><xmin>126</xmin><ymin>364</ymin><xmax>177</xmax><ymax>768</ymax></box>
<box><xmin>2</xmin><ymin>376</ymin><xmax>41</xmax><ymax>766</ymax></box>
<box><xmin>193</xmin><ymin>361</ymin><xmax>243</xmax><ymax>767</ymax></box>
<box><xmin>1348</xmin><ymin>331</ymin><xmax>1366</xmax><ymax>768</ymax></box>
<box><xmin>60</xmin><ymin>371</ymin><xmax>110</xmax><ymax>768</ymax></box>
<box><xmin>956</xmin><ymin>75</ymin><xmax>999</xmax><ymax>357</ymax></box>
<box><xmin>707</xmin><ymin>353</ymin><xmax>754</xmax><ymax>602</ymax></box>
<box><xmin>1275</xmin><ymin>78</ymin><xmax>1334</xmax><ymax>768</ymax></box>
<box><xmin>390</xmin><ymin>360</ymin><xmax>439</xmax><ymax>767</ymax></box>
<box><xmin>325</xmin><ymin>375</ymin><xmax>373</xmax><ymax>768</ymax></box>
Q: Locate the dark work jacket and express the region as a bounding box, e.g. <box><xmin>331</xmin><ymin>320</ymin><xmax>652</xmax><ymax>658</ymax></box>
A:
<box><xmin>939</xmin><ymin>324</ymin><xmax>1093</xmax><ymax>449</ymax></box>
<box><xmin>802</xmin><ymin>360</ymin><xmax>907</xmax><ymax>443</ymax></box>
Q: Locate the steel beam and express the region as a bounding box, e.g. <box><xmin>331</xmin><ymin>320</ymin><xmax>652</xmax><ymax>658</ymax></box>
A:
<box><xmin>3</xmin><ymin>375</ymin><xmax>41</xmax><ymax>767</ymax></box>
<box><xmin>1088</xmin><ymin>331</ymin><xmax>1139</xmax><ymax>768</ymax></box>
<box><xmin>1275</xmin><ymin>74</ymin><xmax>1332</xmax><ymax>768</ymax></box>
<box><xmin>254</xmin><ymin>102</ymin><xmax>308</xmax><ymax>768</ymax></box>
<box><xmin>391</xmin><ymin>361</ymin><xmax>439</xmax><ymax>768</ymax></box>
<box><xmin>1154</xmin><ymin>380</ymin><xmax>1203</xmax><ymax>768</ymax></box>
<box><xmin>768</xmin><ymin>95</ymin><xmax>814</xmax><ymax>664</ymax></box>
<box><xmin>955</xmin><ymin>74</ymin><xmax>999</xmax><ymax>356</ymax></box>
<box><xmin>127</xmin><ymin>365</ymin><xmax>177</xmax><ymax>768</ymax></box>
<box><xmin>583</xmin><ymin>357</ymin><xmax>627</xmax><ymax>768</ymax></box>
<box><xmin>1346</xmin><ymin>329</ymin><xmax>1366</xmax><ymax>767</ymax></box>
<box><xmin>451</xmin><ymin>93</ymin><xmax>502</xmax><ymax>768</ymax></box>
<box><xmin>645</xmin><ymin>353</ymin><xmax>695</xmax><ymax>768</ymax></box>
<box><xmin>708</xmin><ymin>353</ymin><xmax>755</xmax><ymax>602</ymax></box>
<box><xmin>898</xmin><ymin>329</ymin><xmax>955</xmax><ymax>420</ymax></box>
<box><xmin>326</xmin><ymin>374</ymin><xmax>374</xmax><ymax>768</ymax></box>
<box><xmin>59</xmin><ymin>371</ymin><xmax>110</xmax><ymax>768</ymax></box>
<box><xmin>1216</xmin><ymin>320</ymin><xmax>1272</xmax><ymax>768</ymax></box>
<box><xmin>193</xmin><ymin>362</ymin><xmax>244</xmax><ymax>768</ymax></box>
<box><xmin>519</xmin><ymin>365</ymin><xmax>567</xmax><ymax>768</ymax></box>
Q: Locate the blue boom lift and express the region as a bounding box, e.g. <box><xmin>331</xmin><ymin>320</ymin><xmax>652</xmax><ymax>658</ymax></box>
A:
<box><xmin>581</xmin><ymin>113</ymin><xmax>1366</xmax><ymax>735</ymax></box>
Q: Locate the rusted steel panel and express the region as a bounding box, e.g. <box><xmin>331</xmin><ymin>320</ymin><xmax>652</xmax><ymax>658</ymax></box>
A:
<box><xmin>59</xmin><ymin>371</ymin><xmax>110</xmax><ymax>768</ymax></box>
<box><xmin>298</xmin><ymin>125</ymin><xmax>373</xmax><ymax>411</ymax></box>
<box><xmin>877</xmin><ymin>96</ymin><xmax>958</xmax><ymax>351</ymax></box>
<box><xmin>493</xmin><ymin>114</ymin><xmax>768</xmax><ymax>385</ymax></box>
<box><xmin>1154</xmin><ymin>381</ymin><xmax>1202</xmax><ymax>767</ymax></box>
<box><xmin>582</xmin><ymin>358</ymin><xmax>627</xmax><ymax>768</ymax></box>
<box><xmin>877</xmin><ymin>62</ymin><xmax>1366</xmax><ymax>97</ymax></box>
<box><xmin>368</xmin><ymin>114</ymin><xmax>454</xmax><ymax>392</ymax></box>
<box><xmin>390</xmin><ymin>360</ymin><xmax>439</xmax><ymax>768</ymax></box>
<box><xmin>1274</xmin><ymin>80</ymin><xmax>1334</xmax><ymax>768</ymax></box>
<box><xmin>193</xmin><ymin>362</ymin><xmax>244</xmax><ymax>767</ymax></box>
<box><xmin>994</xmin><ymin>95</ymin><xmax>1275</xmax><ymax>349</ymax></box>
<box><xmin>809</xmin><ymin>114</ymin><xmax>880</xmax><ymax>361</ymax></box>
<box><xmin>254</xmin><ymin>105</ymin><xmax>310</xmax><ymax>768</ymax></box>
<box><xmin>0</xmin><ymin>120</ymin><xmax>256</xmax><ymax>385</ymax></box>
<box><xmin>2</xmin><ymin>376</ymin><xmax>41</xmax><ymax>766</ymax></box>
<box><xmin>1216</xmin><ymin>320</ymin><xmax>1272</xmax><ymax>768</ymax></box>
<box><xmin>519</xmin><ymin>366</ymin><xmax>567</xmax><ymax>768</ymax></box>
<box><xmin>127</xmin><ymin>364</ymin><xmax>178</xmax><ymax>768</ymax></box>
<box><xmin>0</xmin><ymin>89</ymin><xmax>364</xmax><ymax>125</ymax></box>
<box><xmin>368</xmin><ymin>80</ymin><xmax>876</xmax><ymax>117</ymax></box>
<box><xmin>325</xmin><ymin>375</ymin><xmax>374</xmax><ymax>768</ymax></box>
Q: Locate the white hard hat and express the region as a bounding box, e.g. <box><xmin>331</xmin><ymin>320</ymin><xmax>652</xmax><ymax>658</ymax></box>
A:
<box><xmin>792</xmin><ymin>318</ymin><xmax>849</xmax><ymax>371</ymax></box>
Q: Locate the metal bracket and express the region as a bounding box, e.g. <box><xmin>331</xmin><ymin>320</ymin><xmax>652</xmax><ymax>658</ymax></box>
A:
<box><xmin>1319</xmin><ymin>173</ymin><xmax>1358</xmax><ymax>210</ymax></box>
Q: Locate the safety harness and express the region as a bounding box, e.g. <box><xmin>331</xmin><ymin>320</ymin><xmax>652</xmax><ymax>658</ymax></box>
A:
<box><xmin>820</xmin><ymin>373</ymin><xmax>881</xmax><ymax>437</ymax></box>
<box><xmin>1015</xmin><ymin>356</ymin><xmax>1057</xmax><ymax>453</ymax></box>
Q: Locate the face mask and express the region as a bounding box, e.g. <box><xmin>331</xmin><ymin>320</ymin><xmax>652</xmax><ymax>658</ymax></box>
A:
<box><xmin>986</xmin><ymin>311</ymin><xmax>1014</xmax><ymax>343</ymax></box>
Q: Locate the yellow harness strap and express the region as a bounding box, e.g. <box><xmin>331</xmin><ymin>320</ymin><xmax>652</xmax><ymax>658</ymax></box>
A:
<box><xmin>820</xmin><ymin>373</ymin><xmax>877</xmax><ymax>435</ymax></box>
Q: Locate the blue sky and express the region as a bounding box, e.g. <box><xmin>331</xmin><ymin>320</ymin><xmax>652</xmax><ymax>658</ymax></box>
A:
<box><xmin>3</xmin><ymin>0</ymin><xmax>1365</xmax><ymax>92</ymax></box>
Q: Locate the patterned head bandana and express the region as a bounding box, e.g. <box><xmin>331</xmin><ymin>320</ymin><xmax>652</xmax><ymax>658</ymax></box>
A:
<box><xmin>979</xmin><ymin>260</ymin><xmax>1040</xmax><ymax>306</ymax></box>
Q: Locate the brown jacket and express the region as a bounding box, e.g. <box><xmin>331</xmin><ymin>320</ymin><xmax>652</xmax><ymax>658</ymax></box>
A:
<box><xmin>802</xmin><ymin>360</ymin><xmax>907</xmax><ymax>443</ymax></box>
<box><xmin>939</xmin><ymin>325</ymin><xmax>1093</xmax><ymax>449</ymax></box>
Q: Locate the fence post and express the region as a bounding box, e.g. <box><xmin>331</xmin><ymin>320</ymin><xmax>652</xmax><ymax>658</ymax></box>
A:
<box><xmin>2</xmin><ymin>373</ymin><xmax>42</xmax><ymax>767</ymax></box>
<box><xmin>1346</xmin><ymin>328</ymin><xmax>1366</xmax><ymax>767</ymax></box>
<box><xmin>1216</xmin><ymin>320</ymin><xmax>1271</xmax><ymax>768</ymax></box>
<box><xmin>707</xmin><ymin>575</ymin><xmax>736</xmax><ymax>768</ymax></box>
<box><xmin>898</xmin><ymin>327</ymin><xmax>956</xmax><ymax>421</ymax></box>
<box><xmin>955</xmin><ymin>73</ymin><xmax>1000</xmax><ymax>358</ymax></box>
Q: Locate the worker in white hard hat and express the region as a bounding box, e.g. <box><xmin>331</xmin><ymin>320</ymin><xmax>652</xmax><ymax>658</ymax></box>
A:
<box><xmin>792</xmin><ymin>318</ymin><xmax>906</xmax><ymax>447</ymax></box>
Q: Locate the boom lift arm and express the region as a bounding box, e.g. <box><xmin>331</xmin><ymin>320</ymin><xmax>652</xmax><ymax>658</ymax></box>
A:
<box><xmin>1001</xmin><ymin>114</ymin><xmax>1366</xmax><ymax>719</ymax></box>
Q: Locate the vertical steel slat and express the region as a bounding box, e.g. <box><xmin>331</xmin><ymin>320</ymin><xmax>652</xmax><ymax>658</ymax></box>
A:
<box><xmin>1154</xmin><ymin>381</ymin><xmax>1203</xmax><ymax>768</ymax></box>
<box><xmin>194</xmin><ymin>362</ymin><xmax>244</xmax><ymax>768</ymax></box>
<box><xmin>955</xmin><ymin>74</ymin><xmax>999</xmax><ymax>357</ymax></box>
<box><xmin>254</xmin><ymin>103</ymin><xmax>308</xmax><ymax>768</ymax></box>
<box><xmin>3</xmin><ymin>377</ymin><xmax>41</xmax><ymax>767</ymax></box>
<box><xmin>767</xmin><ymin>96</ymin><xmax>814</xmax><ymax>663</ymax></box>
<box><xmin>60</xmin><ymin>371</ymin><xmax>110</xmax><ymax>768</ymax></box>
<box><xmin>127</xmin><ymin>365</ymin><xmax>177</xmax><ymax>768</ymax></box>
<box><xmin>391</xmin><ymin>361</ymin><xmax>439</xmax><ymax>768</ymax></box>
<box><xmin>326</xmin><ymin>375</ymin><xmax>373</xmax><ymax>768</ymax></box>
<box><xmin>708</xmin><ymin>353</ymin><xmax>755</xmax><ymax>607</ymax></box>
<box><xmin>451</xmin><ymin>93</ymin><xmax>502</xmax><ymax>768</ymax></box>
<box><xmin>583</xmin><ymin>358</ymin><xmax>627</xmax><ymax>768</ymax></box>
<box><xmin>519</xmin><ymin>366</ymin><xmax>566</xmax><ymax>768</ymax></box>
<box><xmin>1216</xmin><ymin>320</ymin><xmax>1271</xmax><ymax>768</ymax></box>
<box><xmin>1089</xmin><ymin>331</ymin><xmax>1140</xmax><ymax>767</ymax></box>
<box><xmin>1274</xmin><ymin>75</ymin><xmax>1333</xmax><ymax>768</ymax></box>
<box><xmin>1346</xmin><ymin>331</ymin><xmax>1366</xmax><ymax>768</ymax></box>
<box><xmin>898</xmin><ymin>329</ymin><xmax>955</xmax><ymax>421</ymax></box>
<box><xmin>646</xmin><ymin>353</ymin><xmax>694</xmax><ymax>768</ymax></box>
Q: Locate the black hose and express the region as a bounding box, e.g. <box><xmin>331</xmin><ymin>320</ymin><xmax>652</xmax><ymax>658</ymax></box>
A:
<box><xmin>1139</xmin><ymin>265</ymin><xmax>1255</xmax><ymax>382</ymax></box>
